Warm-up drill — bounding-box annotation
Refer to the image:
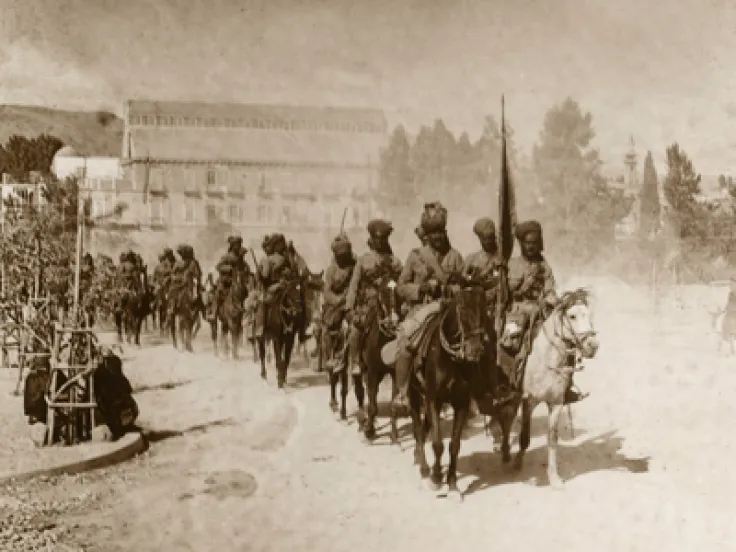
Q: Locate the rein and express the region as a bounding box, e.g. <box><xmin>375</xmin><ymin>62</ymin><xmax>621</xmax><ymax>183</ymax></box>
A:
<box><xmin>541</xmin><ymin>296</ymin><xmax>595</xmax><ymax>376</ymax></box>
<box><xmin>438</xmin><ymin>298</ymin><xmax>485</xmax><ymax>362</ymax></box>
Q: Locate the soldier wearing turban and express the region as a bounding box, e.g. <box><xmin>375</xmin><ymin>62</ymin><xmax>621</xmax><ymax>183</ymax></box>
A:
<box><xmin>152</xmin><ymin>247</ymin><xmax>176</xmax><ymax>329</ymax></box>
<box><xmin>503</xmin><ymin>220</ymin><xmax>585</xmax><ymax>404</ymax></box>
<box><xmin>319</xmin><ymin>232</ymin><xmax>357</xmax><ymax>373</ymax></box>
<box><xmin>253</xmin><ymin>233</ymin><xmax>293</xmax><ymax>338</ymax></box>
<box><xmin>462</xmin><ymin>217</ymin><xmax>510</xmax><ymax>411</ymax></box>
<box><xmin>392</xmin><ymin>202</ymin><xmax>465</xmax><ymax>411</ymax></box>
<box><xmin>345</xmin><ymin>219</ymin><xmax>403</xmax><ymax>377</ymax></box>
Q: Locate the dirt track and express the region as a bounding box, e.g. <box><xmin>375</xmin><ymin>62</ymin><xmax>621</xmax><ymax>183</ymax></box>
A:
<box><xmin>4</xmin><ymin>279</ymin><xmax>736</xmax><ymax>551</ymax></box>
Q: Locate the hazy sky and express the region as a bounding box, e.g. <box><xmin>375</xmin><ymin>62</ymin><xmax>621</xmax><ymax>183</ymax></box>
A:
<box><xmin>1</xmin><ymin>0</ymin><xmax>735</xmax><ymax>175</ymax></box>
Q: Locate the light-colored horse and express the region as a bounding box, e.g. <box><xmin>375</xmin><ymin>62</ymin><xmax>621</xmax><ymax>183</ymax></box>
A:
<box><xmin>497</xmin><ymin>288</ymin><xmax>599</xmax><ymax>488</ymax></box>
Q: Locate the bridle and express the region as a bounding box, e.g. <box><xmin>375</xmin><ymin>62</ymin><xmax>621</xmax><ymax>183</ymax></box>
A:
<box><xmin>439</xmin><ymin>291</ymin><xmax>485</xmax><ymax>362</ymax></box>
<box><xmin>542</xmin><ymin>291</ymin><xmax>597</xmax><ymax>374</ymax></box>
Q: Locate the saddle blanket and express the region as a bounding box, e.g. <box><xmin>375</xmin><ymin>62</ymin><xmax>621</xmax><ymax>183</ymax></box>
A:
<box><xmin>381</xmin><ymin>301</ymin><xmax>443</xmax><ymax>366</ymax></box>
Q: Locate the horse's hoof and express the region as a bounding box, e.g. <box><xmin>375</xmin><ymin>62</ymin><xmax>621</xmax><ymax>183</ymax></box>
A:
<box><xmin>548</xmin><ymin>476</ymin><xmax>565</xmax><ymax>490</ymax></box>
<box><xmin>260</xmin><ymin>372</ymin><xmax>266</xmax><ymax>380</ymax></box>
<box><xmin>339</xmin><ymin>408</ymin><xmax>347</xmax><ymax>421</ymax></box>
<box><xmin>423</xmin><ymin>478</ymin><xmax>442</xmax><ymax>492</ymax></box>
<box><xmin>329</xmin><ymin>400</ymin><xmax>338</xmax><ymax>412</ymax></box>
<box><xmin>514</xmin><ymin>456</ymin><xmax>524</xmax><ymax>471</ymax></box>
<box><xmin>446</xmin><ymin>489</ymin><xmax>463</xmax><ymax>503</ymax></box>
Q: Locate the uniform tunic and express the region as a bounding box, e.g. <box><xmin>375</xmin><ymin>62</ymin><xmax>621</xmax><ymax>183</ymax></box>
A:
<box><xmin>322</xmin><ymin>255</ymin><xmax>356</xmax><ymax>330</ymax></box>
<box><xmin>345</xmin><ymin>250</ymin><xmax>403</xmax><ymax>312</ymax></box>
<box><xmin>507</xmin><ymin>255</ymin><xmax>557</xmax><ymax>315</ymax></box>
<box><xmin>396</xmin><ymin>245</ymin><xmax>464</xmax><ymax>306</ymax></box>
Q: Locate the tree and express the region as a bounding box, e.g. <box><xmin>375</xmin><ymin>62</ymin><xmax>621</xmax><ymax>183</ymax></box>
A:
<box><xmin>663</xmin><ymin>142</ymin><xmax>703</xmax><ymax>238</ymax></box>
<box><xmin>378</xmin><ymin>124</ymin><xmax>414</xmax><ymax>208</ymax></box>
<box><xmin>531</xmin><ymin>97</ymin><xmax>630</xmax><ymax>261</ymax></box>
<box><xmin>0</xmin><ymin>134</ymin><xmax>63</xmax><ymax>181</ymax></box>
<box><xmin>639</xmin><ymin>151</ymin><xmax>661</xmax><ymax>239</ymax></box>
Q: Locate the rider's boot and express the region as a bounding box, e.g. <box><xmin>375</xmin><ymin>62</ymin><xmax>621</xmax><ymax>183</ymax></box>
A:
<box><xmin>563</xmin><ymin>379</ymin><xmax>589</xmax><ymax>404</ymax></box>
<box><xmin>254</xmin><ymin>301</ymin><xmax>264</xmax><ymax>338</ymax></box>
<box><xmin>391</xmin><ymin>341</ymin><xmax>412</xmax><ymax>411</ymax></box>
<box><xmin>346</xmin><ymin>323</ymin><xmax>361</xmax><ymax>375</ymax></box>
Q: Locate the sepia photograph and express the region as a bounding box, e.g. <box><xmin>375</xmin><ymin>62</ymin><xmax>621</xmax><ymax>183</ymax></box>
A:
<box><xmin>0</xmin><ymin>0</ymin><xmax>733</xmax><ymax>550</ymax></box>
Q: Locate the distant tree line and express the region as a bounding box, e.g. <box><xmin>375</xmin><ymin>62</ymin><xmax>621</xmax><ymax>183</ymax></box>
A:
<box><xmin>0</xmin><ymin>134</ymin><xmax>64</xmax><ymax>181</ymax></box>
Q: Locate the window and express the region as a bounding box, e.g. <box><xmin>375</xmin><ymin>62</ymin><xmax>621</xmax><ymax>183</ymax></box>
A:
<box><xmin>92</xmin><ymin>199</ymin><xmax>105</xmax><ymax>218</ymax></box>
<box><xmin>149</xmin><ymin>199</ymin><xmax>165</xmax><ymax>226</ymax></box>
<box><xmin>206</xmin><ymin>168</ymin><xmax>216</xmax><ymax>188</ymax></box>
<box><xmin>183</xmin><ymin>200</ymin><xmax>197</xmax><ymax>224</ymax></box>
<box><xmin>229</xmin><ymin>204</ymin><xmax>243</xmax><ymax>223</ymax></box>
<box><xmin>257</xmin><ymin>203</ymin><xmax>268</xmax><ymax>223</ymax></box>
<box><xmin>206</xmin><ymin>203</ymin><xmax>223</xmax><ymax>224</ymax></box>
<box><xmin>282</xmin><ymin>205</ymin><xmax>293</xmax><ymax>225</ymax></box>
<box><xmin>196</xmin><ymin>117</ymin><xmax>204</xmax><ymax>127</ymax></box>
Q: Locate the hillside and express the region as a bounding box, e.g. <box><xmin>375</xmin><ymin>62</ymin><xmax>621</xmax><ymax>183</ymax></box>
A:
<box><xmin>0</xmin><ymin>104</ymin><xmax>123</xmax><ymax>157</ymax></box>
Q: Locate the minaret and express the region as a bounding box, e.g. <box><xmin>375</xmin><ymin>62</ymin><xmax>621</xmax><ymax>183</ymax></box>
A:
<box><xmin>624</xmin><ymin>135</ymin><xmax>639</xmax><ymax>194</ymax></box>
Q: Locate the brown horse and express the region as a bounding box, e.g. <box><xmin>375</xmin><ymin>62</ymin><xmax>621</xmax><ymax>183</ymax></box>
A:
<box><xmin>170</xmin><ymin>282</ymin><xmax>197</xmax><ymax>353</ymax></box>
<box><xmin>408</xmin><ymin>286</ymin><xmax>487</xmax><ymax>501</ymax></box>
<box><xmin>495</xmin><ymin>288</ymin><xmax>599</xmax><ymax>488</ymax></box>
<box><xmin>356</xmin><ymin>279</ymin><xmax>402</xmax><ymax>442</ymax></box>
<box><xmin>210</xmin><ymin>271</ymin><xmax>247</xmax><ymax>359</ymax></box>
<box><xmin>257</xmin><ymin>278</ymin><xmax>305</xmax><ymax>388</ymax></box>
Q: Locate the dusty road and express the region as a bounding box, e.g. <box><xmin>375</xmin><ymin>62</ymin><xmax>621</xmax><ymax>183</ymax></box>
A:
<box><xmin>4</xmin><ymin>280</ymin><xmax>736</xmax><ymax>551</ymax></box>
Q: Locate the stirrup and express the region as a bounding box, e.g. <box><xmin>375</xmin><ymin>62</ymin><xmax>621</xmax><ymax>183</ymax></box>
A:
<box><xmin>563</xmin><ymin>385</ymin><xmax>589</xmax><ymax>404</ymax></box>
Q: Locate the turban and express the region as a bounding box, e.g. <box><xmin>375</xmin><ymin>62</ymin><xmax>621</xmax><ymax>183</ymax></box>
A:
<box><xmin>331</xmin><ymin>233</ymin><xmax>352</xmax><ymax>255</ymax></box>
<box><xmin>473</xmin><ymin>217</ymin><xmax>496</xmax><ymax>239</ymax></box>
<box><xmin>163</xmin><ymin>247</ymin><xmax>173</xmax><ymax>257</ymax></box>
<box><xmin>420</xmin><ymin>202</ymin><xmax>448</xmax><ymax>233</ymax></box>
<box><xmin>515</xmin><ymin>220</ymin><xmax>544</xmax><ymax>250</ymax></box>
<box><xmin>228</xmin><ymin>235</ymin><xmax>243</xmax><ymax>247</ymax></box>
<box><xmin>176</xmin><ymin>244</ymin><xmax>194</xmax><ymax>258</ymax></box>
<box><xmin>366</xmin><ymin>219</ymin><xmax>393</xmax><ymax>239</ymax></box>
<box><xmin>414</xmin><ymin>226</ymin><xmax>426</xmax><ymax>240</ymax></box>
<box><xmin>269</xmin><ymin>233</ymin><xmax>286</xmax><ymax>248</ymax></box>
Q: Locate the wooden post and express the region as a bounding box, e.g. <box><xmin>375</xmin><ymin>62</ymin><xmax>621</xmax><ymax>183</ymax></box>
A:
<box><xmin>72</xmin><ymin>193</ymin><xmax>84</xmax><ymax>323</ymax></box>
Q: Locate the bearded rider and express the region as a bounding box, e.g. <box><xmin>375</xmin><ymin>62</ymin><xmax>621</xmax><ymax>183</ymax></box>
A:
<box><xmin>462</xmin><ymin>217</ymin><xmax>512</xmax><ymax>410</ymax></box>
<box><xmin>345</xmin><ymin>219</ymin><xmax>403</xmax><ymax>377</ymax></box>
<box><xmin>168</xmin><ymin>244</ymin><xmax>202</xmax><ymax>316</ymax></box>
<box><xmin>209</xmin><ymin>236</ymin><xmax>250</xmax><ymax>319</ymax></box>
<box><xmin>505</xmin><ymin>220</ymin><xmax>586</xmax><ymax>404</ymax></box>
<box><xmin>392</xmin><ymin>203</ymin><xmax>465</xmax><ymax>411</ymax></box>
<box><xmin>253</xmin><ymin>233</ymin><xmax>294</xmax><ymax>339</ymax></box>
<box><xmin>320</xmin><ymin>232</ymin><xmax>357</xmax><ymax>371</ymax></box>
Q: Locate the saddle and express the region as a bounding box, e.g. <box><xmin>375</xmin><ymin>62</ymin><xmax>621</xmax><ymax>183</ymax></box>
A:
<box><xmin>381</xmin><ymin>301</ymin><xmax>443</xmax><ymax>366</ymax></box>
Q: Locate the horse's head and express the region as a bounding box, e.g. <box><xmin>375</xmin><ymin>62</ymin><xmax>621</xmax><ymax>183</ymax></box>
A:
<box><xmin>452</xmin><ymin>285</ymin><xmax>487</xmax><ymax>362</ymax></box>
<box><xmin>280</xmin><ymin>278</ymin><xmax>303</xmax><ymax>320</ymax></box>
<box><xmin>555</xmin><ymin>288</ymin><xmax>599</xmax><ymax>359</ymax></box>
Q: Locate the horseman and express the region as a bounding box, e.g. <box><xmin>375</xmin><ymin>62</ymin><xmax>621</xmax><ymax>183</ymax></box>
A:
<box><xmin>79</xmin><ymin>253</ymin><xmax>95</xmax><ymax>299</ymax></box>
<box><xmin>152</xmin><ymin>247</ymin><xmax>175</xmax><ymax>319</ymax></box>
<box><xmin>117</xmin><ymin>251</ymin><xmax>142</xmax><ymax>296</ymax></box>
<box><xmin>503</xmin><ymin>220</ymin><xmax>586</xmax><ymax>404</ymax></box>
<box><xmin>286</xmin><ymin>239</ymin><xmax>310</xmax><ymax>345</ymax></box>
<box><xmin>392</xmin><ymin>202</ymin><xmax>465</xmax><ymax>411</ymax></box>
<box><xmin>253</xmin><ymin>233</ymin><xmax>294</xmax><ymax>339</ymax></box>
<box><xmin>209</xmin><ymin>236</ymin><xmax>250</xmax><ymax>318</ymax></box>
<box><xmin>168</xmin><ymin>244</ymin><xmax>202</xmax><ymax>313</ymax></box>
<box><xmin>345</xmin><ymin>219</ymin><xmax>403</xmax><ymax>377</ymax></box>
<box><xmin>463</xmin><ymin>217</ymin><xmax>509</xmax><ymax>408</ymax></box>
<box><xmin>321</xmin><ymin>232</ymin><xmax>357</xmax><ymax>370</ymax></box>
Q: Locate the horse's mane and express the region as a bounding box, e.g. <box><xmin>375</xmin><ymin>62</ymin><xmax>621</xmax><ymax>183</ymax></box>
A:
<box><xmin>555</xmin><ymin>287</ymin><xmax>591</xmax><ymax>312</ymax></box>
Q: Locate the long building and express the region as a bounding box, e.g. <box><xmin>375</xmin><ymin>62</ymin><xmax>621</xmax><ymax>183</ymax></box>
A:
<box><xmin>120</xmin><ymin>100</ymin><xmax>387</xmax><ymax>235</ymax></box>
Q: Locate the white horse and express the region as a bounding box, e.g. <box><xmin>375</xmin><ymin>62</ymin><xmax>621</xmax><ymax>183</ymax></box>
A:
<box><xmin>496</xmin><ymin>288</ymin><xmax>600</xmax><ymax>488</ymax></box>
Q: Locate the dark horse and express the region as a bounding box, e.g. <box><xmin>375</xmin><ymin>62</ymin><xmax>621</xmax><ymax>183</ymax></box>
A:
<box><xmin>408</xmin><ymin>286</ymin><xmax>487</xmax><ymax>502</ymax></box>
<box><xmin>209</xmin><ymin>271</ymin><xmax>248</xmax><ymax>359</ymax></box>
<box><xmin>319</xmin><ymin>307</ymin><xmax>351</xmax><ymax>420</ymax></box>
<box><xmin>356</xmin><ymin>279</ymin><xmax>403</xmax><ymax>442</ymax></box>
<box><xmin>114</xmin><ymin>272</ymin><xmax>152</xmax><ymax>347</ymax></box>
<box><xmin>170</xmin><ymin>282</ymin><xmax>197</xmax><ymax>353</ymax></box>
<box><xmin>257</xmin><ymin>277</ymin><xmax>305</xmax><ymax>388</ymax></box>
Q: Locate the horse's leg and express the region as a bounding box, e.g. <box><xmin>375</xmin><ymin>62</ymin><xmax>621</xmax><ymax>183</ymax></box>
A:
<box><xmin>546</xmin><ymin>402</ymin><xmax>566</xmax><ymax>488</ymax></box>
<box><xmin>274</xmin><ymin>336</ymin><xmax>286</xmax><ymax>389</ymax></box>
<box><xmin>388</xmin><ymin>368</ymin><xmax>399</xmax><ymax>445</ymax></box>
<box><xmin>258</xmin><ymin>336</ymin><xmax>267</xmax><ymax>379</ymax></box>
<box><xmin>210</xmin><ymin>317</ymin><xmax>219</xmax><ymax>357</ymax></box>
<box><xmin>185</xmin><ymin>314</ymin><xmax>194</xmax><ymax>353</ymax></box>
<box><xmin>410</xmin><ymin>385</ymin><xmax>430</xmax><ymax>479</ymax></box>
<box><xmin>447</xmin><ymin>384</ymin><xmax>471</xmax><ymax>502</ymax></box>
<box><xmin>281</xmin><ymin>332</ymin><xmax>296</xmax><ymax>387</ymax></box>
<box><xmin>353</xmin><ymin>371</ymin><xmax>366</xmax><ymax>431</ymax></box>
<box><xmin>362</xmin><ymin>363</ymin><xmax>379</xmax><ymax>441</ymax></box>
<box><xmin>221</xmin><ymin>319</ymin><xmax>230</xmax><ymax>359</ymax></box>
<box><xmin>514</xmin><ymin>397</ymin><xmax>536</xmax><ymax>471</ymax></box>
<box><xmin>329</xmin><ymin>369</ymin><xmax>338</xmax><ymax>412</ymax></box>
<box><xmin>135</xmin><ymin>315</ymin><xmax>143</xmax><ymax>346</ymax></box>
<box><xmin>427</xmin><ymin>397</ymin><xmax>444</xmax><ymax>490</ymax></box>
<box><xmin>115</xmin><ymin>311</ymin><xmax>123</xmax><ymax>342</ymax></box>
<box><xmin>498</xmin><ymin>399</ymin><xmax>520</xmax><ymax>466</ymax></box>
<box><xmin>232</xmin><ymin>318</ymin><xmax>242</xmax><ymax>361</ymax></box>
<box><xmin>171</xmin><ymin>313</ymin><xmax>178</xmax><ymax>350</ymax></box>
<box><xmin>339</xmin><ymin>364</ymin><xmax>349</xmax><ymax>421</ymax></box>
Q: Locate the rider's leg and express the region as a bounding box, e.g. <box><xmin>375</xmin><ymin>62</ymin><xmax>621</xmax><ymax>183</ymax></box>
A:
<box><xmin>391</xmin><ymin>334</ymin><xmax>412</xmax><ymax>409</ymax></box>
<box><xmin>346</xmin><ymin>321</ymin><xmax>361</xmax><ymax>376</ymax></box>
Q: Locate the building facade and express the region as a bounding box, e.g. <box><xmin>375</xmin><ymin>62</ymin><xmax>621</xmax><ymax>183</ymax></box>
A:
<box><xmin>119</xmin><ymin>100</ymin><xmax>386</xmax><ymax>239</ymax></box>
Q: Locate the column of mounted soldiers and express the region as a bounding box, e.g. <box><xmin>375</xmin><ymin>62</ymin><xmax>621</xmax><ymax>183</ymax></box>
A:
<box><xmin>141</xmin><ymin>199</ymin><xmax>586</xmax><ymax>408</ymax></box>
